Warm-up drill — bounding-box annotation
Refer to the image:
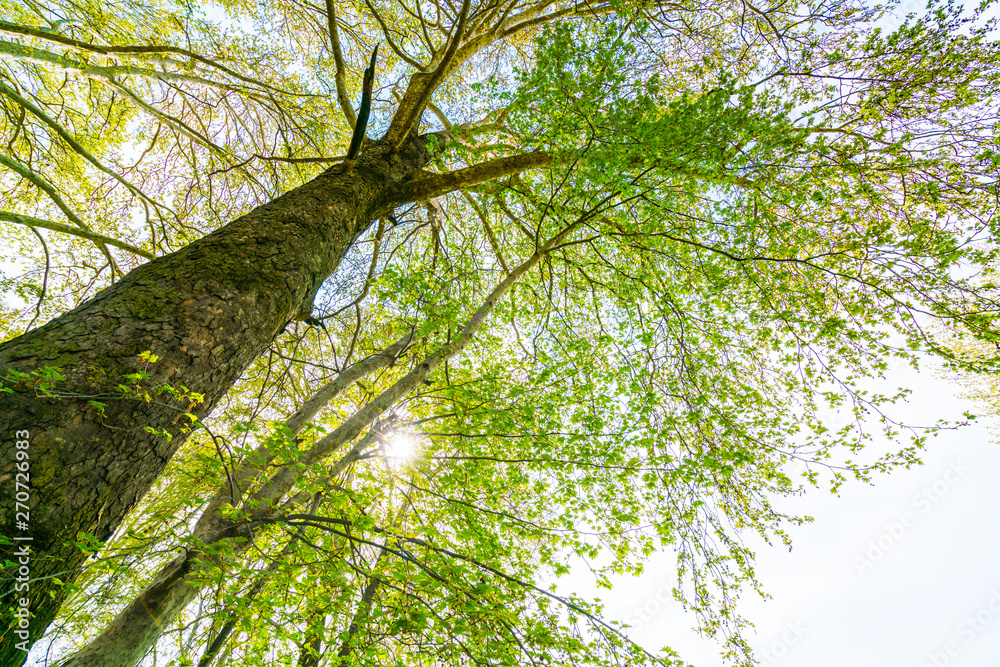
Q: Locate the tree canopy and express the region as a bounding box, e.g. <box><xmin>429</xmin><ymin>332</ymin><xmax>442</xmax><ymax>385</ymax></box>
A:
<box><xmin>0</xmin><ymin>0</ymin><xmax>998</xmax><ymax>665</ymax></box>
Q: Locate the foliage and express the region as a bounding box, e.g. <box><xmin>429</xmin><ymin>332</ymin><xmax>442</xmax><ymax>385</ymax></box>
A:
<box><xmin>1</xmin><ymin>0</ymin><xmax>998</xmax><ymax>664</ymax></box>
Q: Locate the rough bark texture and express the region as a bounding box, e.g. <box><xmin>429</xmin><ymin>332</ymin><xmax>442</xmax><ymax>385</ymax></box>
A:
<box><xmin>57</xmin><ymin>337</ymin><xmax>404</xmax><ymax>667</ymax></box>
<box><xmin>298</xmin><ymin>611</ymin><xmax>325</xmax><ymax>667</ymax></box>
<box><xmin>60</xmin><ymin>545</ymin><xmax>235</xmax><ymax>667</ymax></box>
<box><xmin>0</xmin><ymin>137</ymin><xmax>432</xmax><ymax>665</ymax></box>
<box><xmin>51</xmin><ymin>203</ymin><xmax>550</xmax><ymax>667</ymax></box>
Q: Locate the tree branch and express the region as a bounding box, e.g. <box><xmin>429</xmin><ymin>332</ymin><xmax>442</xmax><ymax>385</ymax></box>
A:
<box><xmin>346</xmin><ymin>45</ymin><xmax>379</xmax><ymax>160</ymax></box>
<box><xmin>360</xmin><ymin>0</ymin><xmax>424</xmax><ymax>69</ymax></box>
<box><xmin>196</xmin><ymin>539</ymin><xmax>300</xmax><ymax>667</ymax></box>
<box><xmin>0</xmin><ymin>79</ymin><xmax>169</xmax><ymax>213</ymax></box>
<box><xmin>383</xmin><ymin>0</ymin><xmax>472</xmax><ymax>146</ymax></box>
<box><xmin>324</xmin><ymin>0</ymin><xmax>359</xmax><ymax>129</ymax></box>
<box><xmin>0</xmin><ymin>20</ymin><xmax>302</xmax><ymax>95</ymax></box>
<box><xmin>389</xmin><ymin>151</ymin><xmax>550</xmax><ymax>204</ymax></box>
<box><xmin>426</xmin><ymin>100</ymin><xmax>453</xmax><ymax>130</ymax></box>
<box><xmin>0</xmin><ymin>154</ymin><xmax>131</xmax><ymax>270</ymax></box>
<box><xmin>0</xmin><ymin>211</ymin><xmax>153</xmax><ymax>259</ymax></box>
<box><xmin>0</xmin><ymin>40</ymin><xmax>252</xmax><ymax>93</ymax></box>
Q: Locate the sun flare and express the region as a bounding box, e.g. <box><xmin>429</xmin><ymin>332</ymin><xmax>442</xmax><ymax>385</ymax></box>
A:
<box><xmin>385</xmin><ymin>433</ymin><xmax>417</xmax><ymax>462</ymax></box>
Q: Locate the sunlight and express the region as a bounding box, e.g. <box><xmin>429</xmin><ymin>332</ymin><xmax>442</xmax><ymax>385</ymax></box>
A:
<box><xmin>385</xmin><ymin>432</ymin><xmax>417</xmax><ymax>463</ymax></box>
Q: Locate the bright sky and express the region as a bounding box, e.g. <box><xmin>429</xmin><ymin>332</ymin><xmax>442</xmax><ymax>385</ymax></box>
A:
<box><xmin>570</xmin><ymin>359</ymin><xmax>1000</xmax><ymax>667</ymax></box>
<box><xmin>587</xmin><ymin>3</ymin><xmax>1000</xmax><ymax>663</ymax></box>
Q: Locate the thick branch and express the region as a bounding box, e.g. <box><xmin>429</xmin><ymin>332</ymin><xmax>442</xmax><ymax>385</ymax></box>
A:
<box><xmin>426</xmin><ymin>100</ymin><xmax>454</xmax><ymax>130</ymax></box>
<box><xmin>324</xmin><ymin>0</ymin><xmax>358</xmax><ymax>129</ymax></box>
<box><xmin>389</xmin><ymin>151</ymin><xmax>550</xmax><ymax>204</ymax></box>
<box><xmin>0</xmin><ymin>211</ymin><xmax>153</xmax><ymax>259</ymax></box>
<box><xmin>383</xmin><ymin>0</ymin><xmax>471</xmax><ymax>146</ymax></box>
<box><xmin>0</xmin><ymin>21</ymin><xmax>299</xmax><ymax>94</ymax></box>
<box><xmin>0</xmin><ymin>79</ymin><xmax>166</xmax><ymax>212</ymax></box>
<box><xmin>346</xmin><ymin>45</ymin><xmax>379</xmax><ymax>160</ymax></box>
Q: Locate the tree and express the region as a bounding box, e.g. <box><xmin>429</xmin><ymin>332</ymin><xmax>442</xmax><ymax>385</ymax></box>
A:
<box><xmin>0</xmin><ymin>0</ymin><xmax>998</xmax><ymax>663</ymax></box>
<box><xmin>937</xmin><ymin>270</ymin><xmax>1000</xmax><ymax>436</ymax></box>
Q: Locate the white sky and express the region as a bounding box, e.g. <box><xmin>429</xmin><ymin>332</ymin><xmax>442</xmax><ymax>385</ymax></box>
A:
<box><xmin>579</xmin><ymin>3</ymin><xmax>1000</xmax><ymax>662</ymax></box>
<box><xmin>569</xmin><ymin>359</ymin><xmax>1000</xmax><ymax>667</ymax></box>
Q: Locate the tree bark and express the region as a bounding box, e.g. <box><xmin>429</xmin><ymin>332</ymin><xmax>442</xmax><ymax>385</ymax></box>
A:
<box><xmin>51</xmin><ymin>210</ymin><xmax>556</xmax><ymax>667</ymax></box>
<box><xmin>0</xmin><ymin>137</ymin><xmax>433</xmax><ymax>665</ymax></box>
<box><xmin>57</xmin><ymin>342</ymin><xmax>399</xmax><ymax>667</ymax></box>
<box><xmin>297</xmin><ymin>610</ymin><xmax>325</xmax><ymax>667</ymax></box>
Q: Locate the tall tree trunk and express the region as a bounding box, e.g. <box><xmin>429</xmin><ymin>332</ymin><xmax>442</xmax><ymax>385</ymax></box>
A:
<box><xmin>0</xmin><ymin>137</ymin><xmax>432</xmax><ymax>665</ymax></box>
<box><xmin>196</xmin><ymin>540</ymin><xmax>296</xmax><ymax>667</ymax></box>
<box><xmin>53</xmin><ymin>219</ymin><xmax>553</xmax><ymax>667</ymax></box>
<box><xmin>298</xmin><ymin>611</ymin><xmax>326</xmax><ymax>667</ymax></box>
<box><xmin>335</xmin><ymin>550</ymin><xmax>387</xmax><ymax>664</ymax></box>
